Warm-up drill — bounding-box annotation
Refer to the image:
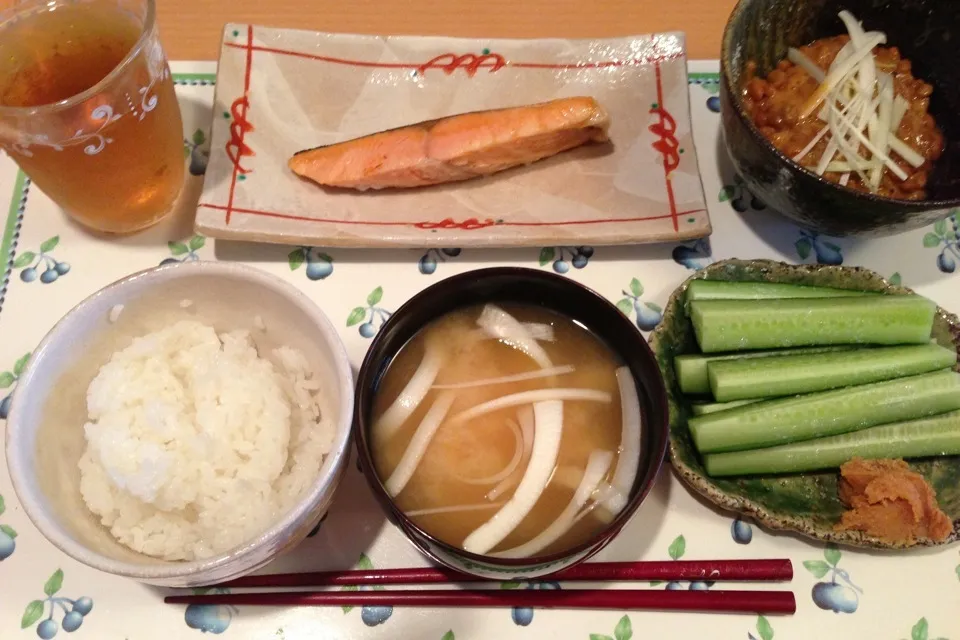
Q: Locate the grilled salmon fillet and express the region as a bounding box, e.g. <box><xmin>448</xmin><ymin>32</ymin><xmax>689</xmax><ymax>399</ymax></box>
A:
<box><xmin>288</xmin><ymin>96</ymin><xmax>610</xmax><ymax>190</ymax></box>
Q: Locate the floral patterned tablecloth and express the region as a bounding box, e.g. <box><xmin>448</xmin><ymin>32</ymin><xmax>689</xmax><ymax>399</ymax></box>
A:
<box><xmin>0</xmin><ymin>61</ymin><xmax>957</xmax><ymax>640</ymax></box>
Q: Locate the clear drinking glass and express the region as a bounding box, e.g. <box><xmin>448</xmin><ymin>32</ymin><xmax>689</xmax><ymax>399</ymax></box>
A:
<box><xmin>0</xmin><ymin>0</ymin><xmax>185</xmax><ymax>234</ymax></box>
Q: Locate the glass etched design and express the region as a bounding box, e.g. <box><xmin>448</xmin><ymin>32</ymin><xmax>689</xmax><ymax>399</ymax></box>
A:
<box><xmin>0</xmin><ymin>0</ymin><xmax>185</xmax><ymax>234</ymax></box>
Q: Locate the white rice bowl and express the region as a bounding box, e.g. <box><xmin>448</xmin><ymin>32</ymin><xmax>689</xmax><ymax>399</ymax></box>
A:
<box><xmin>5</xmin><ymin>262</ymin><xmax>354</xmax><ymax>586</ymax></box>
<box><xmin>77</xmin><ymin>320</ymin><xmax>335</xmax><ymax>561</ymax></box>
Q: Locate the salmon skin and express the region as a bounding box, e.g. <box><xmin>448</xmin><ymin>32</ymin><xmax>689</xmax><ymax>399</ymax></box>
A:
<box><xmin>288</xmin><ymin>96</ymin><xmax>610</xmax><ymax>190</ymax></box>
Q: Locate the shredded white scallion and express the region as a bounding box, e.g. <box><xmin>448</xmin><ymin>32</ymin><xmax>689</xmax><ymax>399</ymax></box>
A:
<box><xmin>869</xmin><ymin>77</ymin><xmax>895</xmax><ymax>189</ymax></box>
<box><xmin>799</xmin><ymin>30</ymin><xmax>886</xmax><ymax>119</ymax></box>
<box><xmin>891</xmin><ymin>96</ymin><xmax>909</xmax><ymax>133</ymax></box>
<box><xmin>824</xmin><ymin>161</ymin><xmax>883</xmax><ymax>173</ymax></box>
<box><xmin>792</xmin><ymin>10</ymin><xmax>931</xmax><ymax>194</ymax></box>
<box><xmin>830</xmin><ymin>101</ymin><xmax>909</xmax><ymax>181</ymax></box>
<box><xmin>787</xmin><ymin>47</ymin><xmax>825</xmax><ymax>83</ymax></box>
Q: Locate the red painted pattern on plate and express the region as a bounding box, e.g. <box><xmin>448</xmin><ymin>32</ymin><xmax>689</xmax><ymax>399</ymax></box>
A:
<box><xmin>650</xmin><ymin>61</ymin><xmax>681</xmax><ymax>232</ymax></box>
<box><xmin>222</xmin><ymin>40</ymin><xmax>683</xmax><ymax>74</ymax></box>
<box><xmin>416</xmin><ymin>53</ymin><xmax>507</xmax><ymax>77</ymax></box>
<box><xmin>215</xmin><ymin>28</ymin><xmax>692</xmax><ymax>233</ymax></box>
<box><xmin>223</xmin><ymin>24</ymin><xmax>256</xmax><ymax>225</ymax></box>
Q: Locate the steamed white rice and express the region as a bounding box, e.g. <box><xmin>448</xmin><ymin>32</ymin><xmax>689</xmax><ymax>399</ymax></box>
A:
<box><xmin>77</xmin><ymin>320</ymin><xmax>335</xmax><ymax>561</ymax></box>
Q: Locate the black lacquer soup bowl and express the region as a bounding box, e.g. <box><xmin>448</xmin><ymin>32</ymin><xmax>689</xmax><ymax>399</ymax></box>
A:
<box><xmin>353</xmin><ymin>268</ymin><xmax>669</xmax><ymax>579</ymax></box>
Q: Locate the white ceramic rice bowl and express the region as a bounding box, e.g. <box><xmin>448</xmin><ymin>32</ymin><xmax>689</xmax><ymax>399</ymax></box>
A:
<box><xmin>5</xmin><ymin>261</ymin><xmax>354</xmax><ymax>587</ymax></box>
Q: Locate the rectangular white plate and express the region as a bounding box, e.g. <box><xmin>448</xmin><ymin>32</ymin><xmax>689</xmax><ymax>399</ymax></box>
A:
<box><xmin>197</xmin><ymin>25</ymin><xmax>711</xmax><ymax>248</ymax></box>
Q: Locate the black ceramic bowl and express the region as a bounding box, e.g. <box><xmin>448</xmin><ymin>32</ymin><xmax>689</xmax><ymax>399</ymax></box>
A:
<box><xmin>720</xmin><ymin>0</ymin><xmax>960</xmax><ymax>236</ymax></box>
<box><xmin>353</xmin><ymin>268</ymin><xmax>669</xmax><ymax>579</ymax></box>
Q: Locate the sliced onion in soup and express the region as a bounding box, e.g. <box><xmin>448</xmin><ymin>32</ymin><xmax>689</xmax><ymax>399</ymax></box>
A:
<box><xmin>465</xmin><ymin>321</ymin><xmax>555</xmax><ymax>346</ymax></box>
<box><xmin>477</xmin><ymin>304</ymin><xmax>553</xmax><ymax>368</ymax></box>
<box><xmin>570</xmin><ymin>482</ymin><xmax>622</xmax><ymax>527</ymax></box>
<box><xmin>517</xmin><ymin>404</ymin><xmax>534</xmax><ymax>436</ymax></box>
<box><xmin>522</xmin><ymin>322</ymin><xmax>555</xmax><ymax>342</ymax></box>
<box><xmin>448</xmin><ymin>388</ymin><xmax>611</xmax><ymax>427</ymax></box>
<box><xmin>589</xmin><ymin>483</ymin><xmax>621</xmax><ymax>524</ymax></box>
<box><xmin>601</xmin><ymin>367</ymin><xmax>642</xmax><ymax>516</ymax></box>
<box><xmin>453</xmin><ymin>418</ymin><xmax>524</xmax><ymax>486</ymax></box>
<box><xmin>486</xmin><ymin>407</ymin><xmax>535</xmax><ymax>501</ymax></box>
<box><xmin>462</xmin><ymin>400</ymin><xmax>564</xmax><ymax>555</ymax></box>
<box><xmin>550</xmin><ymin>465</ymin><xmax>585</xmax><ymax>493</ymax></box>
<box><xmin>494</xmin><ymin>449</ymin><xmax>614</xmax><ymax>558</ymax></box>
<box><xmin>406</xmin><ymin>502</ymin><xmax>504</xmax><ymax>518</ymax></box>
<box><xmin>375</xmin><ymin>340</ymin><xmax>445</xmax><ymax>439</ymax></box>
<box><xmin>384</xmin><ymin>391</ymin><xmax>455</xmax><ymax>497</ymax></box>
<box><xmin>432</xmin><ymin>365</ymin><xmax>575</xmax><ymax>390</ymax></box>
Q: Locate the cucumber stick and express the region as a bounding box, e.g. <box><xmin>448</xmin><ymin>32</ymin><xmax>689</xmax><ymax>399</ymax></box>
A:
<box><xmin>675</xmin><ymin>346</ymin><xmax>856</xmax><ymax>395</ymax></box>
<box><xmin>708</xmin><ymin>344</ymin><xmax>958</xmax><ymax>402</ymax></box>
<box><xmin>689</xmin><ymin>369</ymin><xmax>960</xmax><ymax>453</ymax></box>
<box><xmin>689</xmin><ymin>295</ymin><xmax>936</xmax><ymax>353</ymax></box>
<box><xmin>690</xmin><ymin>399</ymin><xmax>760</xmax><ymax>415</ymax></box>
<box><xmin>686</xmin><ymin>280</ymin><xmax>874</xmax><ymax>303</ymax></box>
<box><xmin>705</xmin><ymin>410</ymin><xmax>960</xmax><ymax>476</ymax></box>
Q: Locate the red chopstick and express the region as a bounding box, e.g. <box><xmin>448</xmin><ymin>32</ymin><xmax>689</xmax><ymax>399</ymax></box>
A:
<box><xmin>165</xmin><ymin>588</ymin><xmax>796</xmax><ymax>615</ymax></box>
<box><xmin>214</xmin><ymin>559</ymin><xmax>793</xmax><ymax>589</ymax></box>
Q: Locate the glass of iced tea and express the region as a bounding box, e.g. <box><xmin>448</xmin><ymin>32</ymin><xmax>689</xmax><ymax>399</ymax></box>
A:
<box><xmin>0</xmin><ymin>0</ymin><xmax>184</xmax><ymax>234</ymax></box>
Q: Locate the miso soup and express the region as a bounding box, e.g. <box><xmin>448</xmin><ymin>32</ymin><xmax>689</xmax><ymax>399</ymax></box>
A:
<box><xmin>371</xmin><ymin>302</ymin><xmax>642</xmax><ymax>558</ymax></box>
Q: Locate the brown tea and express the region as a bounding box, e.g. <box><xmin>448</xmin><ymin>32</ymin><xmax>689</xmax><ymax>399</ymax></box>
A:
<box><xmin>0</xmin><ymin>0</ymin><xmax>184</xmax><ymax>234</ymax></box>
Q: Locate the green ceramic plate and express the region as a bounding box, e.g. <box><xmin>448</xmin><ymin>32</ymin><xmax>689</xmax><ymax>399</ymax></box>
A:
<box><xmin>649</xmin><ymin>259</ymin><xmax>960</xmax><ymax>549</ymax></box>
